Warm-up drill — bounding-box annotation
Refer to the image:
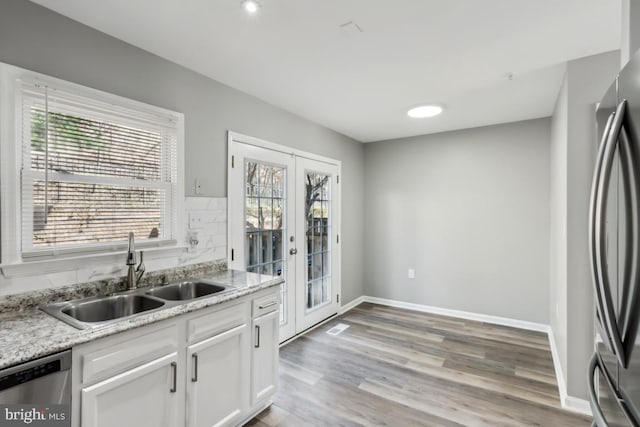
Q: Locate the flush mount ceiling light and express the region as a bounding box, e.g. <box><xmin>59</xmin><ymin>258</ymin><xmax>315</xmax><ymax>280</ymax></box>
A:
<box><xmin>241</xmin><ymin>0</ymin><xmax>259</xmax><ymax>14</ymax></box>
<box><xmin>407</xmin><ymin>105</ymin><xmax>443</xmax><ymax>118</ymax></box>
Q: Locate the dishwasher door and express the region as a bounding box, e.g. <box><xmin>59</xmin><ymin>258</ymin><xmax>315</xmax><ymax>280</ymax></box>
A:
<box><xmin>0</xmin><ymin>350</ymin><xmax>71</xmax><ymax>404</ymax></box>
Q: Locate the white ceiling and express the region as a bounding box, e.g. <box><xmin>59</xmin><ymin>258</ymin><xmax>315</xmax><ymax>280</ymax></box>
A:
<box><xmin>31</xmin><ymin>0</ymin><xmax>621</xmax><ymax>142</ymax></box>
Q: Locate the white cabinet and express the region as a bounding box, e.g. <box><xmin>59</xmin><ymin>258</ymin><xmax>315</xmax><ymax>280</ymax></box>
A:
<box><xmin>251</xmin><ymin>309</ymin><xmax>279</xmax><ymax>407</ymax></box>
<box><xmin>81</xmin><ymin>353</ymin><xmax>180</xmax><ymax>427</ymax></box>
<box><xmin>247</xmin><ymin>288</ymin><xmax>280</xmax><ymax>416</ymax></box>
<box><xmin>71</xmin><ymin>323</ymin><xmax>182</xmax><ymax>427</ymax></box>
<box><xmin>187</xmin><ymin>324</ymin><xmax>249</xmax><ymax>427</ymax></box>
<box><xmin>71</xmin><ymin>287</ymin><xmax>280</xmax><ymax>427</ymax></box>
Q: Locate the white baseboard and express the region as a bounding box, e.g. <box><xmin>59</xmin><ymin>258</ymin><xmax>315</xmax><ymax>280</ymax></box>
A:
<box><xmin>339</xmin><ymin>295</ymin><xmax>366</xmax><ymax>314</ymax></box>
<box><xmin>362</xmin><ymin>296</ymin><xmax>549</xmax><ymax>333</ymax></box>
<box><xmin>547</xmin><ymin>327</ymin><xmax>592</xmax><ymax>416</ymax></box>
<box><xmin>563</xmin><ymin>396</ymin><xmax>592</xmax><ymax>415</ymax></box>
<box><xmin>548</xmin><ymin>327</ymin><xmax>569</xmax><ymax>407</ymax></box>
<box><xmin>339</xmin><ymin>295</ymin><xmax>592</xmax><ymax>416</ymax></box>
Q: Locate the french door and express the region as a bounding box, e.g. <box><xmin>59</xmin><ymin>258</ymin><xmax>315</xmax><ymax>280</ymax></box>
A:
<box><xmin>295</xmin><ymin>157</ymin><xmax>340</xmax><ymax>332</ymax></box>
<box><xmin>228</xmin><ymin>133</ymin><xmax>340</xmax><ymax>343</ymax></box>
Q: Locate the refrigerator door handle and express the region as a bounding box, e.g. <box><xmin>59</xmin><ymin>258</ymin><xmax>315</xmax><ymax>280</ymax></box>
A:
<box><xmin>618</xmin><ymin>126</ymin><xmax>640</xmax><ymax>360</ymax></box>
<box><xmin>588</xmin><ymin>353</ymin><xmax>608</xmax><ymax>427</ymax></box>
<box><xmin>594</xmin><ymin>99</ymin><xmax>628</xmax><ymax>367</ymax></box>
<box><xmin>590</xmin><ymin>111</ymin><xmax>615</xmax><ymax>344</ymax></box>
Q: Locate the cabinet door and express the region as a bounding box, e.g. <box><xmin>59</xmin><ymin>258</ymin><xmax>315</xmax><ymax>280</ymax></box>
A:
<box><xmin>187</xmin><ymin>323</ymin><xmax>249</xmax><ymax>427</ymax></box>
<box><xmin>251</xmin><ymin>310</ymin><xmax>280</xmax><ymax>406</ymax></box>
<box><xmin>81</xmin><ymin>353</ymin><xmax>180</xmax><ymax>427</ymax></box>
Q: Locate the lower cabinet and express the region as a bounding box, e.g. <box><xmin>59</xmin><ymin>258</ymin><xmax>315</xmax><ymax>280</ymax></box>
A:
<box><xmin>251</xmin><ymin>310</ymin><xmax>279</xmax><ymax>407</ymax></box>
<box><xmin>81</xmin><ymin>353</ymin><xmax>180</xmax><ymax>427</ymax></box>
<box><xmin>187</xmin><ymin>324</ymin><xmax>249</xmax><ymax>427</ymax></box>
<box><xmin>71</xmin><ymin>287</ymin><xmax>279</xmax><ymax>427</ymax></box>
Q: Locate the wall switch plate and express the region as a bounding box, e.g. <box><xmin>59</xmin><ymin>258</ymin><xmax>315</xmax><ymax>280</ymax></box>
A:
<box><xmin>408</xmin><ymin>269</ymin><xmax>415</xmax><ymax>279</ymax></box>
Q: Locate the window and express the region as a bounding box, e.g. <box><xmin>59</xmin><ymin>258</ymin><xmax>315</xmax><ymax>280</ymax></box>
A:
<box><xmin>17</xmin><ymin>80</ymin><xmax>182</xmax><ymax>259</ymax></box>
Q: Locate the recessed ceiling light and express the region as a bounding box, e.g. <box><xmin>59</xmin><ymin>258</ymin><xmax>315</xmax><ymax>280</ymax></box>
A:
<box><xmin>242</xmin><ymin>0</ymin><xmax>259</xmax><ymax>14</ymax></box>
<box><xmin>407</xmin><ymin>105</ymin><xmax>443</xmax><ymax>118</ymax></box>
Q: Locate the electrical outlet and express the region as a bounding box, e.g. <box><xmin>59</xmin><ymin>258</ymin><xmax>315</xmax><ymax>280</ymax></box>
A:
<box><xmin>408</xmin><ymin>269</ymin><xmax>415</xmax><ymax>279</ymax></box>
<box><xmin>194</xmin><ymin>179</ymin><xmax>202</xmax><ymax>195</ymax></box>
<box><xmin>189</xmin><ymin>212</ymin><xmax>204</xmax><ymax>229</ymax></box>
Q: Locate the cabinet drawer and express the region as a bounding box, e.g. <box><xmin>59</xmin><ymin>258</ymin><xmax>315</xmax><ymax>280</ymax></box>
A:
<box><xmin>252</xmin><ymin>292</ymin><xmax>279</xmax><ymax>317</ymax></box>
<box><xmin>187</xmin><ymin>301</ymin><xmax>248</xmax><ymax>343</ymax></box>
<box><xmin>80</xmin><ymin>324</ymin><xmax>178</xmax><ymax>385</ymax></box>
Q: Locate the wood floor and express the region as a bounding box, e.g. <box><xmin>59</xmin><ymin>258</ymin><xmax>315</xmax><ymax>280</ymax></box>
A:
<box><xmin>246</xmin><ymin>303</ymin><xmax>592</xmax><ymax>427</ymax></box>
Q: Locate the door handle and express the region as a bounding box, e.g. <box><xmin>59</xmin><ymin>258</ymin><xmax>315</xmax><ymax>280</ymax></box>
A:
<box><xmin>618</xmin><ymin>127</ymin><xmax>640</xmax><ymax>360</ymax></box>
<box><xmin>593</xmin><ymin>100</ymin><xmax>628</xmax><ymax>367</ymax></box>
<box><xmin>289</xmin><ymin>248</ymin><xmax>298</xmax><ymax>255</ymax></box>
<box><xmin>192</xmin><ymin>354</ymin><xmax>198</xmax><ymax>382</ymax></box>
<box><xmin>255</xmin><ymin>325</ymin><xmax>261</xmax><ymax>348</ymax></box>
<box><xmin>590</xmin><ymin>111</ymin><xmax>614</xmax><ymax>335</ymax></box>
<box><xmin>170</xmin><ymin>362</ymin><xmax>177</xmax><ymax>393</ymax></box>
<box><xmin>587</xmin><ymin>354</ymin><xmax>607</xmax><ymax>427</ymax></box>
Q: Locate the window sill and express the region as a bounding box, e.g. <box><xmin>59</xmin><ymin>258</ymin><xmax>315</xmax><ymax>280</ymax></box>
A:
<box><xmin>0</xmin><ymin>245</ymin><xmax>188</xmax><ymax>278</ymax></box>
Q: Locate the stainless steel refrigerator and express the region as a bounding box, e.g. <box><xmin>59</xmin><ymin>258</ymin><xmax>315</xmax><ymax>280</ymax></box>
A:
<box><xmin>589</xmin><ymin>50</ymin><xmax>640</xmax><ymax>427</ymax></box>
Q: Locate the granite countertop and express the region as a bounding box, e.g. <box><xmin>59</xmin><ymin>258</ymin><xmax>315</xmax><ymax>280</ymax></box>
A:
<box><xmin>0</xmin><ymin>268</ymin><xmax>283</xmax><ymax>370</ymax></box>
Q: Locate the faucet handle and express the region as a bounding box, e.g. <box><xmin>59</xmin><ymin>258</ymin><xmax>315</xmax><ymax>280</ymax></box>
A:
<box><xmin>136</xmin><ymin>251</ymin><xmax>146</xmax><ymax>282</ymax></box>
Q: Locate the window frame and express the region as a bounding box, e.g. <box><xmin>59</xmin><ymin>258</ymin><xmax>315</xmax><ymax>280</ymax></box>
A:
<box><xmin>0</xmin><ymin>64</ymin><xmax>185</xmax><ymax>272</ymax></box>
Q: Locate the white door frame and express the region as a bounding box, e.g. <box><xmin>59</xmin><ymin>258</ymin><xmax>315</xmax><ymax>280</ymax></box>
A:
<box><xmin>227</xmin><ymin>131</ymin><xmax>342</xmax><ymax>340</ymax></box>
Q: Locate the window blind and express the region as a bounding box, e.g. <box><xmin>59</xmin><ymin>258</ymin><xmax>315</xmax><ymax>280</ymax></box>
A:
<box><xmin>20</xmin><ymin>81</ymin><xmax>179</xmax><ymax>258</ymax></box>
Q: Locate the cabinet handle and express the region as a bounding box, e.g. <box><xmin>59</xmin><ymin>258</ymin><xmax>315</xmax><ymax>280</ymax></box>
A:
<box><xmin>192</xmin><ymin>354</ymin><xmax>198</xmax><ymax>382</ymax></box>
<box><xmin>170</xmin><ymin>362</ymin><xmax>177</xmax><ymax>393</ymax></box>
<box><xmin>259</xmin><ymin>301</ymin><xmax>277</xmax><ymax>310</ymax></box>
<box><xmin>255</xmin><ymin>325</ymin><xmax>261</xmax><ymax>348</ymax></box>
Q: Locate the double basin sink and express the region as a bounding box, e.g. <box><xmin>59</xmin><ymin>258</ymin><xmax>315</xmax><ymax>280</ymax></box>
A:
<box><xmin>41</xmin><ymin>280</ymin><xmax>236</xmax><ymax>329</ymax></box>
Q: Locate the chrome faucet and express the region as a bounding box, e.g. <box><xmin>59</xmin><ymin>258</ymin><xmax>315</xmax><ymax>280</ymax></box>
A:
<box><xmin>126</xmin><ymin>232</ymin><xmax>145</xmax><ymax>290</ymax></box>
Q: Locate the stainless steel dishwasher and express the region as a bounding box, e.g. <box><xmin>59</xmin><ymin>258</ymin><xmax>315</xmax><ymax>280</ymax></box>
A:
<box><xmin>0</xmin><ymin>350</ymin><xmax>71</xmax><ymax>404</ymax></box>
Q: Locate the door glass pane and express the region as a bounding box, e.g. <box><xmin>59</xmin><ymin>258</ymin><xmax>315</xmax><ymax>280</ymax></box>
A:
<box><xmin>245</xmin><ymin>162</ymin><xmax>287</xmax><ymax>324</ymax></box>
<box><xmin>305</xmin><ymin>172</ymin><xmax>331</xmax><ymax>310</ymax></box>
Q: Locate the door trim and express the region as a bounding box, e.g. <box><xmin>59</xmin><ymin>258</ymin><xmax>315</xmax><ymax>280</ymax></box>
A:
<box><xmin>228</xmin><ymin>131</ymin><xmax>342</xmax><ymax>165</ymax></box>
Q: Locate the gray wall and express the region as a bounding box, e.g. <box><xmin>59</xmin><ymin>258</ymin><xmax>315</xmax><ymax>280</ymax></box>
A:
<box><xmin>364</xmin><ymin>118</ymin><xmax>551</xmax><ymax>324</ymax></box>
<box><xmin>549</xmin><ymin>50</ymin><xmax>619</xmax><ymax>400</ymax></box>
<box><xmin>0</xmin><ymin>0</ymin><xmax>364</xmax><ymax>303</ymax></box>
<box><xmin>549</xmin><ymin>72</ymin><xmax>569</xmax><ymax>386</ymax></box>
<box><xmin>621</xmin><ymin>0</ymin><xmax>640</xmax><ymax>66</ymax></box>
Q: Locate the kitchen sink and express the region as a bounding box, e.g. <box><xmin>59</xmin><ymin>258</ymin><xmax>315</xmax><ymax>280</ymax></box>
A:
<box><xmin>61</xmin><ymin>294</ymin><xmax>164</xmax><ymax>323</ymax></box>
<box><xmin>145</xmin><ymin>281</ymin><xmax>233</xmax><ymax>301</ymax></box>
<box><xmin>41</xmin><ymin>278</ymin><xmax>238</xmax><ymax>329</ymax></box>
<box><xmin>42</xmin><ymin>293</ymin><xmax>166</xmax><ymax>329</ymax></box>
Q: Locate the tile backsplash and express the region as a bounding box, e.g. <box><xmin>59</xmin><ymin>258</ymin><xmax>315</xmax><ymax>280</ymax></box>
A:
<box><xmin>0</xmin><ymin>197</ymin><xmax>228</xmax><ymax>297</ymax></box>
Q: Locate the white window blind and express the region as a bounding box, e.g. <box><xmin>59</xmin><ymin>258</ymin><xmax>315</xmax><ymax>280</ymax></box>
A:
<box><xmin>20</xmin><ymin>81</ymin><xmax>179</xmax><ymax>258</ymax></box>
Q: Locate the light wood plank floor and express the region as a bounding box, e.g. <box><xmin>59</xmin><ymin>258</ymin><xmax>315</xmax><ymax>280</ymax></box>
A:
<box><xmin>246</xmin><ymin>303</ymin><xmax>591</xmax><ymax>426</ymax></box>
